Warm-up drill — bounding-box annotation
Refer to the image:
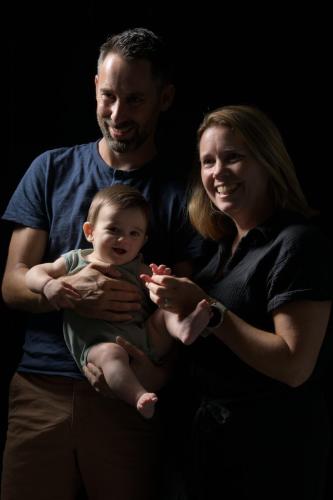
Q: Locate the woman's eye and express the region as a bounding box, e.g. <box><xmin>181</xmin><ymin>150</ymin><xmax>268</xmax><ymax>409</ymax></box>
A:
<box><xmin>226</xmin><ymin>153</ymin><xmax>243</xmax><ymax>163</ymax></box>
<box><xmin>201</xmin><ymin>158</ymin><xmax>214</xmax><ymax>167</ymax></box>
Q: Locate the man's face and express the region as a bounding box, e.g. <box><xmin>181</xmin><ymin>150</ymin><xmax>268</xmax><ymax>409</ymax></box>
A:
<box><xmin>95</xmin><ymin>53</ymin><xmax>169</xmax><ymax>154</ymax></box>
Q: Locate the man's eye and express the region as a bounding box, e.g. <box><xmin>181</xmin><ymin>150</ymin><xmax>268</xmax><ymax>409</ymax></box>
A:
<box><xmin>101</xmin><ymin>93</ymin><xmax>115</xmax><ymax>102</ymax></box>
<box><xmin>128</xmin><ymin>96</ymin><xmax>143</xmax><ymax>105</ymax></box>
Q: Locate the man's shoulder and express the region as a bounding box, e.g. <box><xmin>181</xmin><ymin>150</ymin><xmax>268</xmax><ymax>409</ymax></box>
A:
<box><xmin>39</xmin><ymin>141</ymin><xmax>96</xmax><ymax>163</ymax></box>
<box><xmin>28</xmin><ymin>142</ymin><xmax>98</xmax><ymax>181</ymax></box>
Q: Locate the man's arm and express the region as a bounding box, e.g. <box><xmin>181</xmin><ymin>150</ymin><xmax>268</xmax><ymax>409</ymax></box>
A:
<box><xmin>26</xmin><ymin>257</ymin><xmax>68</xmax><ymax>293</ymax></box>
<box><xmin>2</xmin><ymin>226</ymin><xmax>143</xmax><ymax>320</ymax></box>
<box><xmin>2</xmin><ymin>227</ymin><xmax>52</xmax><ymax>312</ymax></box>
<box><xmin>26</xmin><ymin>257</ymin><xmax>81</xmax><ymax>310</ymax></box>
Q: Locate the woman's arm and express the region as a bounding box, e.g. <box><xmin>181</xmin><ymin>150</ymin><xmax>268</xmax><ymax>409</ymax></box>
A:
<box><xmin>142</xmin><ymin>273</ymin><xmax>332</xmax><ymax>387</ymax></box>
<box><xmin>215</xmin><ymin>299</ymin><xmax>331</xmax><ymax>387</ymax></box>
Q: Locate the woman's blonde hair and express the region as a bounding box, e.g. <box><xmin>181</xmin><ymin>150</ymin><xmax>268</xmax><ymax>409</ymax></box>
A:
<box><xmin>188</xmin><ymin>105</ymin><xmax>315</xmax><ymax>240</ymax></box>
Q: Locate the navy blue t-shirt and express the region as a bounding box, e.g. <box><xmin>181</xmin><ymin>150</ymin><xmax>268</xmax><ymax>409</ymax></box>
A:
<box><xmin>2</xmin><ymin>141</ymin><xmax>205</xmax><ymax>377</ymax></box>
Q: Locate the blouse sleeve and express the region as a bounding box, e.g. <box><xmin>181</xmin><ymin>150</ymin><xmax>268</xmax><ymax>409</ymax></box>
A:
<box><xmin>267</xmin><ymin>226</ymin><xmax>333</xmax><ymax>312</ymax></box>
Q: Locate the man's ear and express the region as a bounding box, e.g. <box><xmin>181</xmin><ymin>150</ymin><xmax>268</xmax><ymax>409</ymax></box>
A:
<box><xmin>83</xmin><ymin>221</ymin><xmax>94</xmax><ymax>242</ymax></box>
<box><xmin>160</xmin><ymin>83</ymin><xmax>175</xmax><ymax>112</ymax></box>
<box><xmin>95</xmin><ymin>74</ymin><xmax>99</xmax><ymax>100</ymax></box>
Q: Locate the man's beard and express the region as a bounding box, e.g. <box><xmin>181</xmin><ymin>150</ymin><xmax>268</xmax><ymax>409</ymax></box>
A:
<box><xmin>98</xmin><ymin>117</ymin><xmax>148</xmax><ymax>154</ymax></box>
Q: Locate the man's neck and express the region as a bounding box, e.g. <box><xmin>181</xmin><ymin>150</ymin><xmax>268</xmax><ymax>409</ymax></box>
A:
<box><xmin>98</xmin><ymin>138</ymin><xmax>157</xmax><ymax>171</ymax></box>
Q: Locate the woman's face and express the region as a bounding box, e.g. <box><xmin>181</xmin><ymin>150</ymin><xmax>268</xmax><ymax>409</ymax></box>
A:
<box><xmin>199</xmin><ymin>125</ymin><xmax>273</xmax><ymax>228</ymax></box>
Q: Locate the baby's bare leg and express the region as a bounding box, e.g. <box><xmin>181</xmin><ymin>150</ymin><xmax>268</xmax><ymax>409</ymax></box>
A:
<box><xmin>146</xmin><ymin>308</ymin><xmax>174</xmax><ymax>360</ymax></box>
<box><xmin>87</xmin><ymin>342</ymin><xmax>157</xmax><ymax>419</ymax></box>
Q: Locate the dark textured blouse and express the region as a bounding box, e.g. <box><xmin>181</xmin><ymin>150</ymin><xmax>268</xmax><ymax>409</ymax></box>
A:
<box><xmin>189</xmin><ymin>210</ymin><xmax>333</xmax><ymax>399</ymax></box>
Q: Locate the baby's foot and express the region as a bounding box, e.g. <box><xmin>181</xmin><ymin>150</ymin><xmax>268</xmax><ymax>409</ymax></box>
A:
<box><xmin>178</xmin><ymin>299</ymin><xmax>211</xmax><ymax>345</ymax></box>
<box><xmin>137</xmin><ymin>392</ymin><xmax>158</xmax><ymax>419</ymax></box>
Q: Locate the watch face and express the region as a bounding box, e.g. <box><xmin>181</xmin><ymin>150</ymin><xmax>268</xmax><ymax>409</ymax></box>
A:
<box><xmin>208</xmin><ymin>304</ymin><xmax>222</xmax><ymax>328</ymax></box>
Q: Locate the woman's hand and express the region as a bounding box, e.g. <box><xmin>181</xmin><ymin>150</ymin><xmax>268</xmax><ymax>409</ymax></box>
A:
<box><xmin>140</xmin><ymin>269</ymin><xmax>209</xmax><ymax>317</ymax></box>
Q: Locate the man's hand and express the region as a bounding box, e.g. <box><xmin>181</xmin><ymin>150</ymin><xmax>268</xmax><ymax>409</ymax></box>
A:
<box><xmin>84</xmin><ymin>336</ymin><xmax>173</xmax><ymax>396</ymax></box>
<box><xmin>62</xmin><ymin>262</ymin><xmax>142</xmax><ymax>322</ymax></box>
<box><xmin>116</xmin><ymin>336</ymin><xmax>172</xmax><ymax>391</ymax></box>
<box><xmin>43</xmin><ymin>279</ymin><xmax>81</xmax><ymax>310</ymax></box>
<box><xmin>83</xmin><ymin>363</ymin><xmax>115</xmax><ymax>397</ymax></box>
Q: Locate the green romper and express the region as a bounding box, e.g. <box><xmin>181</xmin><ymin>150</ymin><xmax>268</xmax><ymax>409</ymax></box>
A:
<box><xmin>62</xmin><ymin>249</ymin><xmax>155</xmax><ymax>371</ymax></box>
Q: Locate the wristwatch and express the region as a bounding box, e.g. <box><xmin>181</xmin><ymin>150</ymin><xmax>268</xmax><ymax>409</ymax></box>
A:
<box><xmin>201</xmin><ymin>298</ymin><xmax>227</xmax><ymax>337</ymax></box>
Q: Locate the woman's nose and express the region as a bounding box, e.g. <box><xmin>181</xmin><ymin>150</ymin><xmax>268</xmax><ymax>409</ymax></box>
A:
<box><xmin>212</xmin><ymin>159</ymin><xmax>225</xmax><ymax>177</ymax></box>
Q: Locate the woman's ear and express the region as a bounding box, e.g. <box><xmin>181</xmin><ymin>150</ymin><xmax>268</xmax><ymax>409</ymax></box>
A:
<box><xmin>83</xmin><ymin>221</ymin><xmax>94</xmax><ymax>242</ymax></box>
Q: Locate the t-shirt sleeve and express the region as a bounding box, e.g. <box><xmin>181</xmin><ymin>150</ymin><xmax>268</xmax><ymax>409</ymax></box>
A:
<box><xmin>267</xmin><ymin>228</ymin><xmax>333</xmax><ymax>312</ymax></box>
<box><xmin>2</xmin><ymin>153</ymin><xmax>50</xmax><ymax>230</ymax></box>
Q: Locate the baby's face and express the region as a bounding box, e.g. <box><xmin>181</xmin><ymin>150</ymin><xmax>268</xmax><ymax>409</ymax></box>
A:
<box><xmin>89</xmin><ymin>204</ymin><xmax>147</xmax><ymax>265</ymax></box>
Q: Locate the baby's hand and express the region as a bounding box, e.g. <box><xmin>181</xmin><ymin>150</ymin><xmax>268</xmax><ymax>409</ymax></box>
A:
<box><xmin>43</xmin><ymin>279</ymin><xmax>81</xmax><ymax>310</ymax></box>
<box><xmin>140</xmin><ymin>263</ymin><xmax>174</xmax><ymax>309</ymax></box>
<box><xmin>149</xmin><ymin>263</ymin><xmax>172</xmax><ymax>276</ymax></box>
<box><xmin>139</xmin><ymin>263</ymin><xmax>172</xmax><ymax>290</ymax></box>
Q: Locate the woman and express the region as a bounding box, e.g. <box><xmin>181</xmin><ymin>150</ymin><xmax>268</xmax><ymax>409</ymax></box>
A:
<box><xmin>144</xmin><ymin>105</ymin><xmax>333</xmax><ymax>500</ymax></box>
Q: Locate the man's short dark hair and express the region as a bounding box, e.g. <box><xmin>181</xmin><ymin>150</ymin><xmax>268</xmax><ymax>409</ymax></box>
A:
<box><xmin>98</xmin><ymin>27</ymin><xmax>173</xmax><ymax>83</ymax></box>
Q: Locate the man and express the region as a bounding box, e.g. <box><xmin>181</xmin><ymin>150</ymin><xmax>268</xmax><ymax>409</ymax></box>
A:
<box><xmin>1</xmin><ymin>28</ymin><xmax>204</xmax><ymax>500</ymax></box>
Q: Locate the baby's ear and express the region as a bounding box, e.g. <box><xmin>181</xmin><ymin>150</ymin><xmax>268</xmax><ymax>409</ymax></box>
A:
<box><xmin>83</xmin><ymin>221</ymin><xmax>94</xmax><ymax>242</ymax></box>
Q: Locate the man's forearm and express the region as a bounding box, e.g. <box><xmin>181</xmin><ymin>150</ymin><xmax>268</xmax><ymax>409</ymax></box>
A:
<box><xmin>2</xmin><ymin>265</ymin><xmax>53</xmax><ymax>313</ymax></box>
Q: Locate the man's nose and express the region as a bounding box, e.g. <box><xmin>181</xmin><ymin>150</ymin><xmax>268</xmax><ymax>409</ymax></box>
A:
<box><xmin>111</xmin><ymin>100</ymin><xmax>128</xmax><ymax>125</ymax></box>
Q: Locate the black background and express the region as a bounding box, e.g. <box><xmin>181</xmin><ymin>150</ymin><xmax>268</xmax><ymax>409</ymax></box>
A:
<box><xmin>2</xmin><ymin>2</ymin><xmax>332</xmax><ymax>495</ymax></box>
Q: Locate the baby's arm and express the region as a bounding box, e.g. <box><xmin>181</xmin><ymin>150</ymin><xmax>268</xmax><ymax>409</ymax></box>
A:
<box><xmin>26</xmin><ymin>257</ymin><xmax>80</xmax><ymax>310</ymax></box>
